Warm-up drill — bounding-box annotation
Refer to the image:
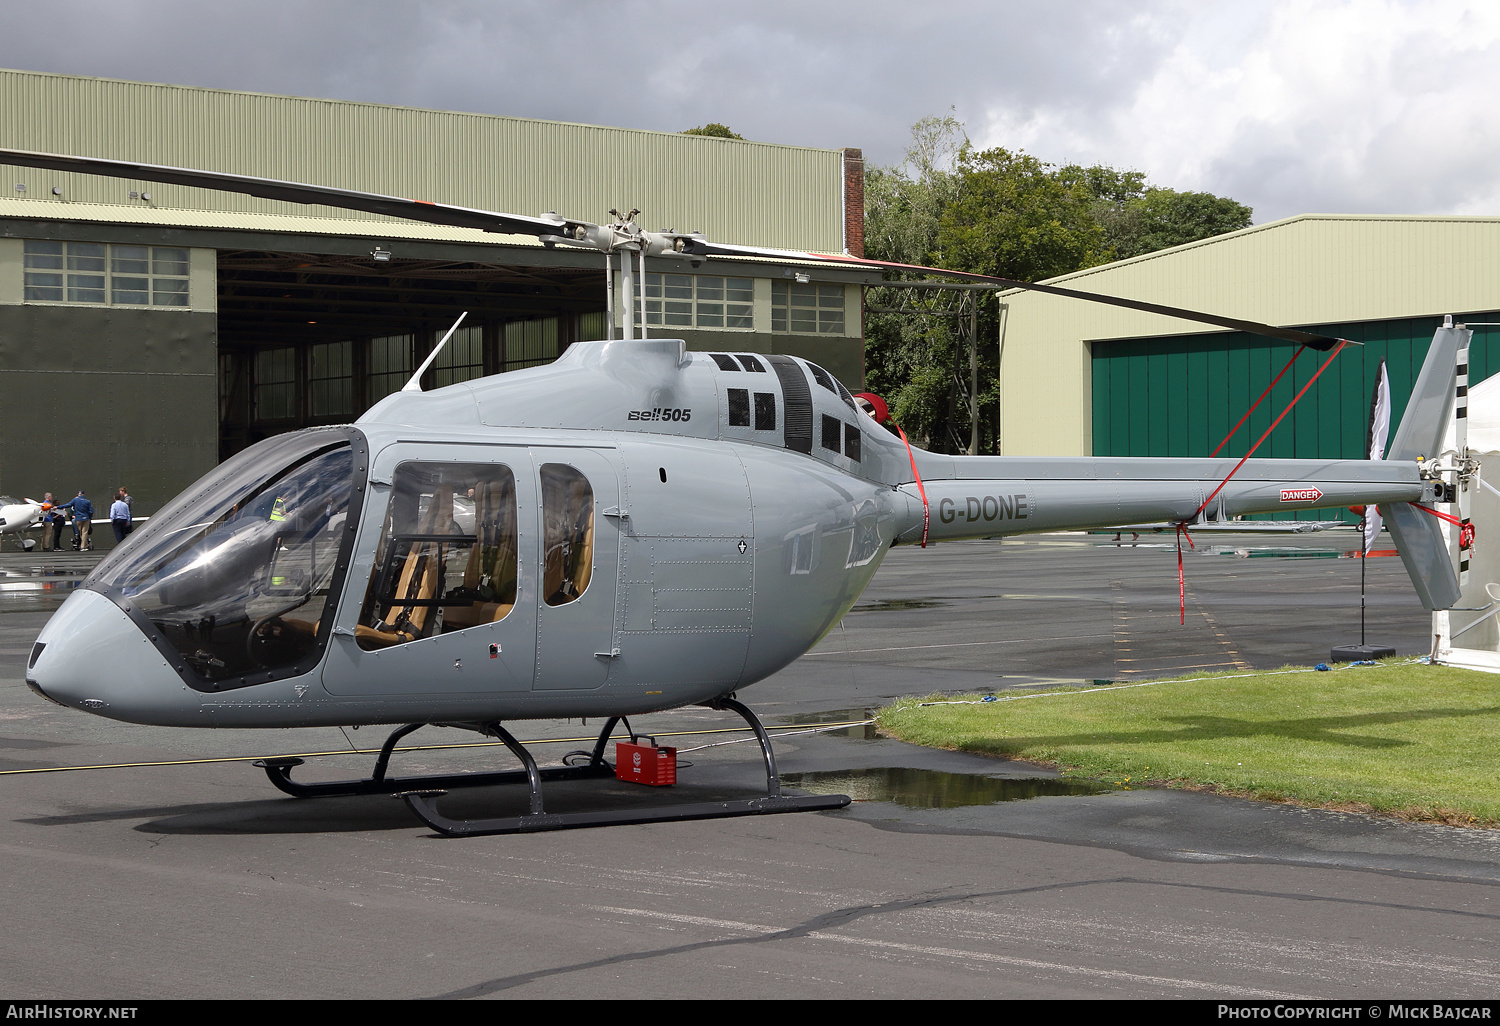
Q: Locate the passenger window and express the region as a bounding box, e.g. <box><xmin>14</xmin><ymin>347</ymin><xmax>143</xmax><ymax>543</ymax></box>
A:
<box><xmin>358</xmin><ymin>462</ymin><xmax>518</xmax><ymax>649</ymax></box>
<box><xmin>541</xmin><ymin>464</ymin><xmax>594</xmax><ymax>606</ymax></box>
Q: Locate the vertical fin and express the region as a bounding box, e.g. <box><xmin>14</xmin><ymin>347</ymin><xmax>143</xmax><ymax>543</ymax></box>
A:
<box><xmin>1383</xmin><ymin>324</ymin><xmax>1469</xmax><ymax>610</ymax></box>
<box><xmin>1388</xmin><ymin>325</ymin><xmax>1464</xmax><ymax>462</ymax></box>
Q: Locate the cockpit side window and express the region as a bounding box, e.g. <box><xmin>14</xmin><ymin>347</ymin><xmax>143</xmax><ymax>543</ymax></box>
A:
<box><xmin>358</xmin><ymin>462</ymin><xmax>518</xmax><ymax>649</ymax></box>
<box><xmin>540</xmin><ymin>464</ymin><xmax>593</xmax><ymax>606</ymax></box>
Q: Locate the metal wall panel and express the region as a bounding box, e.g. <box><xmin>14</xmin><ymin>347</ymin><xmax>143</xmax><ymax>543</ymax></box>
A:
<box><xmin>0</xmin><ymin>69</ymin><xmax>844</xmax><ymax>252</ymax></box>
<box><xmin>0</xmin><ymin>305</ymin><xmax>217</xmax><ymax>523</ymax></box>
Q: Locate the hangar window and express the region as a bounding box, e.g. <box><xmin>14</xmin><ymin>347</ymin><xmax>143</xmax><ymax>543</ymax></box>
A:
<box><xmin>22</xmin><ymin>240</ymin><xmax>189</xmax><ymax>307</ymax></box>
<box><xmin>367</xmin><ymin>334</ymin><xmax>413</xmax><ymax>405</ymax></box>
<box><xmin>639</xmin><ymin>274</ymin><xmax>753</xmax><ymax>330</ymax></box>
<box><xmin>503</xmin><ymin>318</ymin><xmax>560</xmax><ymax>372</ymax></box>
<box><xmin>308</xmin><ymin>341</ymin><xmax>353</xmax><ymax>418</ymax></box>
<box><xmin>771</xmin><ymin>281</ymin><xmax>844</xmax><ymax>335</ymax></box>
<box><xmin>254</xmin><ymin>347</ymin><xmax>298</xmax><ymax>422</ymax></box>
<box><xmin>432</xmin><ymin>324</ymin><xmax>484</xmax><ymax>387</ymax></box>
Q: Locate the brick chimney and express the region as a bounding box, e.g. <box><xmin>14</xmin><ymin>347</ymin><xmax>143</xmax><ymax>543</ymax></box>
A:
<box><xmin>842</xmin><ymin>148</ymin><xmax>865</xmax><ymax>258</ymax></box>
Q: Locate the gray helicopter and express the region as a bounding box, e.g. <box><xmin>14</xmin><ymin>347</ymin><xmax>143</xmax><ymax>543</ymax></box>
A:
<box><xmin>6</xmin><ymin>148</ymin><xmax>1463</xmax><ymax>835</ymax></box>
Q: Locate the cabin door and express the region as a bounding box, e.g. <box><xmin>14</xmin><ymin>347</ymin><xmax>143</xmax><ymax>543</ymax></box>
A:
<box><xmin>322</xmin><ymin>446</ymin><xmax>538</xmax><ymax>697</ymax></box>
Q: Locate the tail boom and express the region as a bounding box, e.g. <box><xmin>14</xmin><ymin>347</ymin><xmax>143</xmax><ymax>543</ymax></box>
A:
<box><xmin>897</xmin><ymin>455</ymin><xmax>1426</xmax><ymax>542</ymax></box>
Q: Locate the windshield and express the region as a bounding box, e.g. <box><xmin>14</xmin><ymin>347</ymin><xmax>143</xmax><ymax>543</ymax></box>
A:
<box><xmin>89</xmin><ymin>428</ymin><xmax>361</xmax><ymax>688</ymax></box>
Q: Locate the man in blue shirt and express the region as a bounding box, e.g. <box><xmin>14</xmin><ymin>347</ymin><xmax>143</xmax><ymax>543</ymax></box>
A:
<box><xmin>57</xmin><ymin>491</ymin><xmax>94</xmax><ymax>550</ymax></box>
<box><xmin>109</xmin><ymin>494</ymin><xmax>132</xmax><ymax>544</ymax></box>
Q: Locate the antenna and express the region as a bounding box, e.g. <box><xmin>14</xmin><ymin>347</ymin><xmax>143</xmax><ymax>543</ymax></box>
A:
<box><xmin>403</xmin><ymin>311</ymin><xmax>469</xmax><ymax>392</ymax></box>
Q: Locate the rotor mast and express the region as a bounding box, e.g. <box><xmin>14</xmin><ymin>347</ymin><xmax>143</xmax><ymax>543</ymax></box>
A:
<box><xmin>549</xmin><ymin>207</ymin><xmax>708</xmax><ymax>342</ymax></box>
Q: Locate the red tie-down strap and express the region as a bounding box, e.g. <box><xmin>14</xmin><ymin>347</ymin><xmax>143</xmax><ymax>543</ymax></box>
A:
<box><xmin>1194</xmin><ymin>339</ymin><xmax>1351</xmax><ymax>521</ymax></box>
<box><xmin>1209</xmin><ymin>345</ymin><xmax>1307</xmax><ymax>458</ymax></box>
<box><xmin>1410</xmin><ymin>501</ymin><xmax>1476</xmax><ymax>549</ymax></box>
<box><xmin>894</xmin><ymin>423</ymin><xmax>930</xmax><ymax>547</ymax></box>
<box><xmin>1176</xmin><ymin>522</ymin><xmax>1196</xmax><ymax>624</ymax></box>
<box><xmin>1176</xmin><ymin>338</ymin><xmax>1352</xmax><ymax>626</ymax></box>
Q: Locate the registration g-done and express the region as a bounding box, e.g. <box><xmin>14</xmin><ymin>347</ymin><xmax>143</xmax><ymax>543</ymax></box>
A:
<box><xmin>939</xmin><ymin>493</ymin><xmax>1029</xmax><ymax>525</ymax></box>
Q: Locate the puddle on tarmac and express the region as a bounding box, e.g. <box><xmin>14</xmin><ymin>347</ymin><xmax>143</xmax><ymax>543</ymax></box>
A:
<box><xmin>780</xmin><ymin>767</ymin><xmax>1114</xmax><ymax>809</ymax></box>
<box><xmin>780</xmin><ymin>708</ymin><xmax>879</xmax><ymax>739</ymax></box>
<box><xmin>851</xmin><ymin>598</ymin><xmax>949</xmax><ymax>612</ymax></box>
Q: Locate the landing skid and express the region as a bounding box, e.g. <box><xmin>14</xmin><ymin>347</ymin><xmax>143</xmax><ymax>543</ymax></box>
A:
<box><xmin>255</xmin><ymin>697</ymin><xmax>849</xmax><ymax>835</ymax></box>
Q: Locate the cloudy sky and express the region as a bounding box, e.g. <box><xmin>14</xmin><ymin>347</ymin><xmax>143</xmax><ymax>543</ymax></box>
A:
<box><xmin>1</xmin><ymin>0</ymin><xmax>1495</xmax><ymax>223</ymax></box>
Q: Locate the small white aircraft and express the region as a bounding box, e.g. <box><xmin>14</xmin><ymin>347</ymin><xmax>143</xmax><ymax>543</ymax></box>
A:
<box><xmin>0</xmin><ymin>496</ymin><xmax>45</xmax><ymax>549</ymax></box>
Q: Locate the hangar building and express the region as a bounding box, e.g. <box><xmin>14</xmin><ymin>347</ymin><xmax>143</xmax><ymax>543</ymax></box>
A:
<box><xmin>997</xmin><ymin>214</ymin><xmax>1500</xmax><ymax>518</ymax></box>
<box><xmin>0</xmin><ymin>69</ymin><xmax>876</xmax><ymax>520</ymax></box>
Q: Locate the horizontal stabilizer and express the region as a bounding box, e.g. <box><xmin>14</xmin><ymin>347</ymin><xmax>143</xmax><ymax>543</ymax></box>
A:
<box><xmin>1384</xmin><ymin>501</ymin><xmax>1460</xmax><ymax>610</ymax></box>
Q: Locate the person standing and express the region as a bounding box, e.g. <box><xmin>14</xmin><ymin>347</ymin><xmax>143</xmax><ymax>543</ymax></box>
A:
<box><xmin>58</xmin><ymin>491</ymin><xmax>93</xmax><ymax>550</ymax></box>
<box><xmin>40</xmin><ymin>493</ymin><xmax>60</xmax><ymax>551</ymax></box>
<box><xmin>110</xmin><ymin>493</ymin><xmax>132</xmax><ymax>544</ymax></box>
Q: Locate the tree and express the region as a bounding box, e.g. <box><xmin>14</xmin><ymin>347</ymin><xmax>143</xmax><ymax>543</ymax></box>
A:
<box><xmin>862</xmin><ymin>114</ymin><xmax>971</xmax><ymax>446</ymax></box>
<box><xmin>681</xmin><ymin>123</ymin><xmax>745</xmax><ymax>140</ymax></box>
<box><xmin>1106</xmin><ymin>188</ymin><xmax>1252</xmax><ymax>259</ymax></box>
<box><xmin>861</xmin><ymin>115</ymin><xmax>1253</xmax><ymax>452</ymax></box>
<box><xmin>937</xmin><ymin>147</ymin><xmax>1110</xmax><ymax>282</ymax></box>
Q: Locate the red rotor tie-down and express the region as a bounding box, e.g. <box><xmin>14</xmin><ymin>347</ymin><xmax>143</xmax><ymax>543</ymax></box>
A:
<box><xmin>894</xmin><ymin>422</ymin><xmax>930</xmax><ymax>547</ymax></box>
<box><xmin>1175</xmin><ymin>522</ymin><xmax>1196</xmax><ymax>625</ymax></box>
<box><xmin>1411</xmin><ymin>501</ymin><xmax>1476</xmax><ymax>549</ymax></box>
<box><xmin>1209</xmin><ymin>345</ymin><xmax>1307</xmax><ymax>458</ymax></box>
<box><xmin>1174</xmin><ymin>339</ymin><xmax>1351</xmax><ymax>626</ymax></box>
<box><xmin>1195</xmin><ymin>339</ymin><xmax>1352</xmax><ymax>521</ymax></box>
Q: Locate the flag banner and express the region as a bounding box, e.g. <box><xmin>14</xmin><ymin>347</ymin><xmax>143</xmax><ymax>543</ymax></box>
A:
<box><xmin>1365</xmin><ymin>360</ymin><xmax>1391</xmax><ymax>553</ymax></box>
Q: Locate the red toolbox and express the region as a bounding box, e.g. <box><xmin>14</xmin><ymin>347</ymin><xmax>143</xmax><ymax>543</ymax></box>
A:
<box><xmin>615</xmin><ymin>737</ymin><xmax>677</xmax><ymax>786</ymax></box>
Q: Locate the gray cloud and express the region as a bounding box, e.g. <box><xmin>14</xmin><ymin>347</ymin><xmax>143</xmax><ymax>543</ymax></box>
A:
<box><xmin>2</xmin><ymin>1</ymin><xmax>1496</xmax><ymax>224</ymax></box>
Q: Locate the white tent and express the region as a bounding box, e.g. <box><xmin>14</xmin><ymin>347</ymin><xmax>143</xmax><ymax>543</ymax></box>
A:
<box><xmin>1433</xmin><ymin>371</ymin><xmax>1500</xmax><ymax>669</ymax></box>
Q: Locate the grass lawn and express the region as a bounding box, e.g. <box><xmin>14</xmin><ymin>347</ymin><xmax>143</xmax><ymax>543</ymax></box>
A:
<box><xmin>876</xmin><ymin>660</ymin><xmax>1500</xmax><ymax>826</ymax></box>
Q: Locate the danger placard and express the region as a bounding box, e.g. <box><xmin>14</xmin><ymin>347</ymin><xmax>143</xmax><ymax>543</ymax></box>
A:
<box><xmin>1280</xmin><ymin>487</ymin><xmax>1323</xmax><ymax>502</ymax></box>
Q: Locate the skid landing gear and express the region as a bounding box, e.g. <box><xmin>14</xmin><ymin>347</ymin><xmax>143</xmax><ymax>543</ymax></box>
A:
<box><xmin>254</xmin><ymin>720</ymin><xmax>618</xmax><ymax>799</ymax></box>
<box><xmin>256</xmin><ymin>697</ymin><xmax>850</xmax><ymax>836</ymax></box>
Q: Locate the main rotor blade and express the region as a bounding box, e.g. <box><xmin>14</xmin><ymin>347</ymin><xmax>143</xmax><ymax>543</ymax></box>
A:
<box><xmin>2</xmin><ymin>146</ymin><xmax>1345</xmax><ymax>350</ymax></box>
<box><xmin>701</xmin><ymin>243</ymin><xmax>1348</xmax><ymax>351</ymax></box>
<box><xmin>0</xmin><ymin>147</ymin><xmax>578</xmax><ymax>239</ymax></box>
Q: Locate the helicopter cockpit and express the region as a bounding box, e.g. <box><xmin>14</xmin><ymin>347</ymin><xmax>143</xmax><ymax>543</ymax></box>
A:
<box><xmin>84</xmin><ymin>428</ymin><xmax>360</xmax><ymax>690</ymax></box>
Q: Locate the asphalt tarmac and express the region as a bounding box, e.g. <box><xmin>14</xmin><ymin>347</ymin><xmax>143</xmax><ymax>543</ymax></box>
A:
<box><xmin>2</xmin><ymin>532</ymin><xmax>1498</xmax><ymax>1000</ymax></box>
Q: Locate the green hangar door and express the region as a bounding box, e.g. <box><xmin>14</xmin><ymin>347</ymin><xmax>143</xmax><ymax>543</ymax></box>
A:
<box><xmin>1088</xmin><ymin>318</ymin><xmax>1500</xmax><ymax>521</ymax></box>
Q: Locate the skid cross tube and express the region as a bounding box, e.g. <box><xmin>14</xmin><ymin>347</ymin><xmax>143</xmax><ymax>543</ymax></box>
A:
<box><xmin>254</xmin><ymin>719</ymin><xmax>621</xmax><ymax>799</ymax></box>
<box><xmin>400</xmin><ymin>698</ymin><xmax>850</xmax><ymax>837</ymax></box>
